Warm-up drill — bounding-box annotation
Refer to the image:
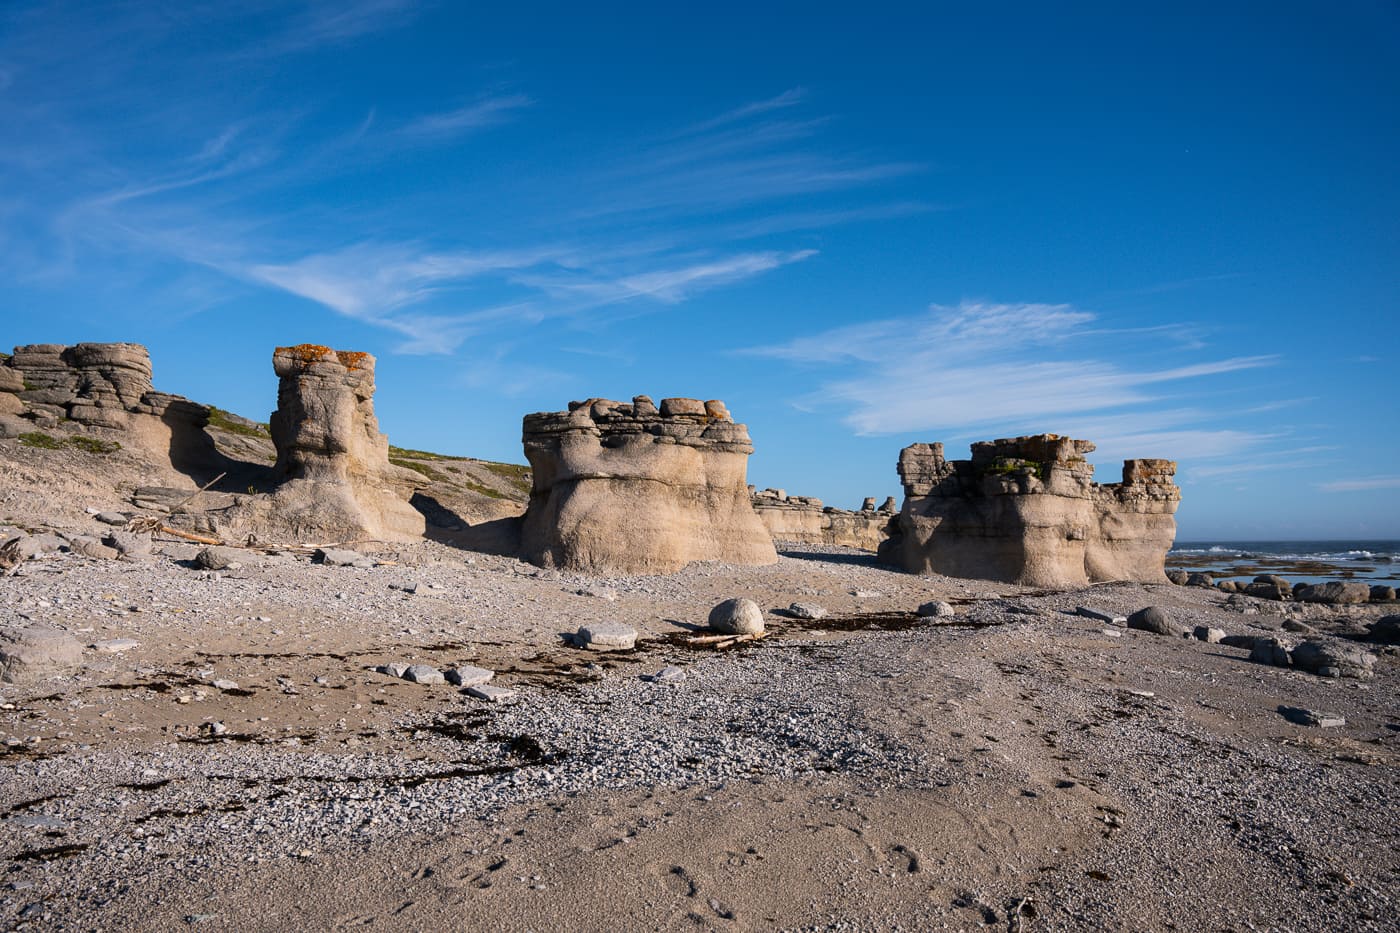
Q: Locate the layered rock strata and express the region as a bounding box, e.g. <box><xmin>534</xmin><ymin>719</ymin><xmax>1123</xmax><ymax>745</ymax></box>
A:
<box><xmin>879</xmin><ymin>435</ymin><xmax>1180</xmax><ymax>588</ymax></box>
<box><xmin>520</xmin><ymin>396</ymin><xmax>777</xmax><ymax>574</ymax></box>
<box><xmin>0</xmin><ymin>343</ymin><xmax>206</xmax><ymax>446</ymax></box>
<box><xmin>224</xmin><ymin>346</ymin><xmax>423</xmax><ymax>544</ymax></box>
<box><xmin>750</xmin><ymin>488</ymin><xmax>894</xmax><ymax>551</ymax></box>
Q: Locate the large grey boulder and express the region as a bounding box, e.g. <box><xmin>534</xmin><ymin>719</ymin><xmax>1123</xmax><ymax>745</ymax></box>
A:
<box><xmin>1166</xmin><ymin>570</ymin><xmax>1189</xmax><ymax>585</ymax></box>
<box><xmin>1249</xmin><ymin>636</ymin><xmax>1293</xmax><ymax>668</ymax></box>
<box><xmin>1369</xmin><ymin>615</ymin><xmax>1400</xmax><ymax>644</ymax></box>
<box><xmin>1126</xmin><ymin>606</ymin><xmax>1186</xmax><ymax>637</ymax></box>
<box><xmin>1290</xmin><ymin>640</ymin><xmax>1376</xmax><ymax>680</ymax></box>
<box><xmin>1295</xmin><ymin>581</ymin><xmax>1372</xmax><ymax>605</ymax></box>
<box><xmin>708</xmin><ymin>598</ymin><xmax>765</xmax><ymax>635</ymax></box>
<box><xmin>0</xmin><ymin>626</ymin><xmax>84</xmax><ymax>684</ymax></box>
<box><xmin>1244</xmin><ymin>579</ymin><xmax>1289</xmax><ymax>600</ymax></box>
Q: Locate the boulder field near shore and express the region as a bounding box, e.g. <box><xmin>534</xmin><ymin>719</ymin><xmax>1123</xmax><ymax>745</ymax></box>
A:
<box><xmin>0</xmin><ymin>342</ymin><xmax>1397</xmax><ymax>930</ymax></box>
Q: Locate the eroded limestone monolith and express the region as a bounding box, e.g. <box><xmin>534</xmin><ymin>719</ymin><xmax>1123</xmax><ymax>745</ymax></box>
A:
<box><xmin>520</xmin><ymin>396</ymin><xmax>777</xmax><ymax>573</ymax></box>
<box><xmin>878</xmin><ymin>435</ymin><xmax>1179</xmax><ymax>587</ymax></box>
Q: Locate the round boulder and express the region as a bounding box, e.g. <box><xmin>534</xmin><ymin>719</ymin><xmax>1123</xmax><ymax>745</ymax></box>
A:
<box><xmin>0</xmin><ymin>625</ymin><xmax>84</xmax><ymax>684</ymax></box>
<box><xmin>916</xmin><ymin>600</ymin><xmax>956</xmax><ymax>618</ymax></box>
<box><xmin>1126</xmin><ymin>606</ymin><xmax>1186</xmax><ymax>638</ymax></box>
<box><xmin>709</xmin><ymin>598</ymin><xmax>764</xmax><ymax>635</ymax></box>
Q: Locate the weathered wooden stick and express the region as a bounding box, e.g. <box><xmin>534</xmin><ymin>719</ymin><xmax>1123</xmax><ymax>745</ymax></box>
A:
<box><xmin>167</xmin><ymin>472</ymin><xmax>227</xmax><ymax>516</ymax></box>
<box><xmin>154</xmin><ymin>525</ymin><xmax>223</xmax><ymax>546</ymax></box>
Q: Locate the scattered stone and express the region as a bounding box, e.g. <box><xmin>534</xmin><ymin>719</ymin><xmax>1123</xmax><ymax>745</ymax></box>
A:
<box><xmin>575</xmin><ymin>622</ymin><xmax>638</xmax><ymax>651</ymax></box>
<box><xmin>649</xmin><ymin>666</ymin><xmax>686</xmax><ymax>683</ymax></box>
<box><xmin>466</xmin><ymin>684</ymin><xmax>517</xmax><ymax>703</ymax></box>
<box><xmin>1165</xmin><ymin>570</ymin><xmax>1189</xmax><ymax>585</ymax></box>
<box><xmin>92</xmin><ymin>639</ymin><xmax>140</xmax><ymax>654</ymax></box>
<box><xmin>1186</xmin><ymin>573</ymin><xmax>1213</xmax><ymax>588</ymax></box>
<box><xmin>916</xmin><ymin>600</ymin><xmax>956</xmax><ymax>618</ymax></box>
<box><xmin>1281</xmin><ymin>619</ymin><xmax>1315</xmax><ymax>634</ymax></box>
<box><xmin>1102</xmin><ymin>629</ymin><xmax>1122</xmax><ymax>638</ymax></box>
<box><xmin>403</xmin><ymin>664</ymin><xmax>446</xmax><ymax>685</ymax></box>
<box><xmin>445</xmin><ymin>665</ymin><xmax>494</xmax><ymax>687</ymax></box>
<box><xmin>376</xmin><ymin>662</ymin><xmax>410</xmax><ymax>678</ymax></box>
<box><xmin>68</xmin><ymin>536</ymin><xmax>120</xmax><ymax>560</ymax></box>
<box><xmin>1243</xmin><ymin>581</ymin><xmax>1288</xmax><ymax>600</ymax></box>
<box><xmin>1277</xmin><ymin>706</ymin><xmax>1346</xmax><ymax>728</ymax></box>
<box><xmin>1215</xmin><ymin>580</ymin><xmax>1238</xmax><ymax>593</ymax></box>
<box><xmin>1370</xmin><ymin>585</ymin><xmax>1396</xmax><ymax>602</ymax></box>
<box><xmin>101</xmin><ymin>530</ymin><xmax>151</xmax><ymax>560</ymax></box>
<box><xmin>8</xmin><ymin>533</ymin><xmax>69</xmax><ymax>560</ymax></box>
<box><xmin>708</xmin><ymin>598</ymin><xmax>765</xmax><ymax>635</ymax></box>
<box><xmin>203</xmin><ymin>722</ymin><xmax>229</xmax><ymax>737</ymax></box>
<box><xmin>1294</xmin><ymin>581</ymin><xmax>1372</xmax><ymax>605</ymax></box>
<box><xmin>1249</xmin><ymin>637</ymin><xmax>1293</xmax><ymax>668</ymax></box>
<box><xmin>210</xmin><ymin>679</ymin><xmax>239</xmax><ymax>691</ymax></box>
<box><xmin>1290</xmin><ymin>640</ymin><xmax>1376</xmax><ymax>680</ymax></box>
<box><xmin>787</xmin><ymin>602</ymin><xmax>828</xmax><ymax>620</ymax></box>
<box><xmin>1126</xmin><ymin>606</ymin><xmax>1186</xmax><ymax>638</ymax></box>
<box><xmin>1193</xmin><ymin>626</ymin><xmax>1225</xmax><ymax>644</ymax></box>
<box><xmin>314</xmin><ymin>548</ymin><xmax>375</xmax><ymax>569</ymax></box>
<box><xmin>0</xmin><ymin>625</ymin><xmax>85</xmax><ymax>684</ymax></box>
<box><xmin>852</xmin><ymin>589</ymin><xmax>882</xmax><ymax>599</ymax></box>
<box><xmin>94</xmin><ymin>512</ymin><xmax>128</xmax><ymax>526</ymax></box>
<box><xmin>195</xmin><ymin>546</ymin><xmax>248</xmax><ymax>571</ymax></box>
<box><xmin>575</xmin><ymin>586</ymin><xmax>619</xmax><ymax>601</ymax></box>
<box><xmin>1076</xmin><ymin>607</ymin><xmax>1125</xmax><ymax>625</ymax></box>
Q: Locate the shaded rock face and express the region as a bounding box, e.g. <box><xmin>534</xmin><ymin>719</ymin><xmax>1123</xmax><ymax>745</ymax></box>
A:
<box><xmin>750</xmin><ymin>488</ymin><xmax>893</xmax><ymax>551</ymax></box>
<box><xmin>879</xmin><ymin>435</ymin><xmax>1181</xmax><ymax>588</ymax></box>
<box><xmin>224</xmin><ymin>346</ymin><xmax>423</xmax><ymax>544</ymax></box>
<box><xmin>520</xmin><ymin>396</ymin><xmax>777</xmax><ymax>574</ymax></box>
<box><xmin>1</xmin><ymin>343</ymin><xmax>207</xmax><ymax>450</ymax></box>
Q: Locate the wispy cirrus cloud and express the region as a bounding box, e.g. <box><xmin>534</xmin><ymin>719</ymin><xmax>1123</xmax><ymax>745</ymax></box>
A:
<box><xmin>743</xmin><ymin>301</ymin><xmax>1279</xmax><ymax>459</ymax></box>
<box><xmin>397</xmin><ymin>93</ymin><xmax>533</xmax><ymax>141</ymax></box>
<box><xmin>1318</xmin><ymin>476</ymin><xmax>1400</xmax><ymax>493</ymax></box>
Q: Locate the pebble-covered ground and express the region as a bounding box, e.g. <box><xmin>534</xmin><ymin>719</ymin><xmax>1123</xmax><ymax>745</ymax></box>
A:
<box><xmin>1</xmin><ymin>536</ymin><xmax>1397</xmax><ymax>931</ymax></box>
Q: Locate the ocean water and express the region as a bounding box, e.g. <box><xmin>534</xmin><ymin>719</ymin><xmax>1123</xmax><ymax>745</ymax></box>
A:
<box><xmin>1168</xmin><ymin>540</ymin><xmax>1400</xmax><ymax>587</ymax></box>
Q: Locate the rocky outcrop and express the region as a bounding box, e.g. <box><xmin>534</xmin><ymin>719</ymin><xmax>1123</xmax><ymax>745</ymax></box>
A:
<box><xmin>519</xmin><ymin>396</ymin><xmax>777</xmax><ymax>574</ymax></box>
<box><xmin>879</xmin><ymin>435</ymin><xmax>1180</xmax><ymax>588</ymax></box>
<box><xmin>0</xmin><ymin>343</ymin><xmax>206</xmax><ymax>448</ymax></box>
<box><xmin>221</xmin><ymin>346</ymin><xmax>423</xmax><ymax>544</ymax></box>
<box><xmin>750</xmin><ymin>488</ymin><xmax>894</xmax><ymax>551</ymax></box>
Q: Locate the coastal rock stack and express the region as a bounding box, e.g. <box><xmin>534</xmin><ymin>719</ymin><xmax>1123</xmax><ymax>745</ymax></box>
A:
<box><xmin>224</xmin><ymin>346</ymin><xmax>424</xmax><ymax>543</ymax></box>
<box><xmin>520</xmin><ymin>396</ymin><xmax>778</xmax><ymax>573</ymax></box>
<box><xmin>750</xmin><ymin>488</ymin><xmax>895</xmax><ymax>551</ymax></box>
<box><xmin>878</xmin><ymin>435</ymin><xmax>1180</xmax><ymax>587</ymax></box>
<box><xmin>0</xmin><ymin>342</ymin><xmax>206</xmax><ymax>442</ymax></box>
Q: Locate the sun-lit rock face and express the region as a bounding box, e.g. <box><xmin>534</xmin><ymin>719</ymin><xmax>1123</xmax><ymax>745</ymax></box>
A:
<box><xmin>750</xmin><ymin>488</ymin><xmax>895</xmax><ymax>551</ymax></box>
<box><xmin>519</xmin><ymin>395</ymin><xmax>778</xmax><ymax>574</ymax></box>
<box><xmin>224</xmin><ymin>346</ymin><xmax>424</xmax><ymax>544</ymax></box>
<box><xmin>878</xmin><ymin>435</ymin><xmax>1180</xmax><ymax>587</ymax></box>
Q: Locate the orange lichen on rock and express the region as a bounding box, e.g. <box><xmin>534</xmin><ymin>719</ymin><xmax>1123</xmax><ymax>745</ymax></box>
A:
<box><xmin>335</xmin><ymin>350</ymin><xmax>371</xmax><ymax>371</ymax></box>
<box><xmin>276</xmin><ymin>344</ymin><xmax>337</xmax><ymax>366</ymax></box>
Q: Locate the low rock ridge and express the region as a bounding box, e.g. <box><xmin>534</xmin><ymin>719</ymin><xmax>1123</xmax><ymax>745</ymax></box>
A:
<box><xmin>1</xmin><ymin>342</ymin><xmax>206</xmax><ymax>442</ymax></box>
<box><xmin>750</xmin><ymin>487</ymin><xmax>895</xmax><ymax>551</ymax></box>
<box><xmin>879</xmin><ymin>434</ymin><xmax>1180</xmax><ymax>588</ymax></box>
<box><xmin>519</xmin><ymin>395</ymin><xmax>777</xmax><ymax>573</ymax></box>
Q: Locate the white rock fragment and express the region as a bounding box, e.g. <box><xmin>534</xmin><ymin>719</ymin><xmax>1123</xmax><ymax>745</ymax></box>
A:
<box><xmin>403</xmin><ymin>665</ymin><xmax>446</xmax><ymax>685</ymax></box>
<box><xmin>92</xmin><ymin>639</ymin><xmax>140</xmax><ymax>654</ymax></box>
<box><xmin>575</xmin><ymin>621</ymin><xmax>638</xmax><ymax>651</ymax></box>
<box><xmin>466</xmin><ymin>684</ymin><xmax>516</xmax><ymax>703</ymax></box>
<box><xmin>445</xmin><ymin>665</ymin><xmax>494</xmax><ymax>687</ymax></box>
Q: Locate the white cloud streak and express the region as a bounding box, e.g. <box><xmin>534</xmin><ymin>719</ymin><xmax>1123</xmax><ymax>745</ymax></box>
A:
<box><xmin>1317</xmin><ymin>476</ymin><xmax>1400</xmax><ymax>493</ymax></box>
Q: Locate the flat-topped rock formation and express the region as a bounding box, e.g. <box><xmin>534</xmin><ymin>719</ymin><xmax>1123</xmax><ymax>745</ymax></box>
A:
<box><xmin>878</xmin><ymin>434</ymin><xmax>1180</xmax><ymax>587</ymax></box>
<box><xmin>221</xmin><ymin>346</ymin><xmax>424</xmax><ymax>544</ymax></box>
<box><xmin>750</xmin><ymin>488</ymin><xmax>895</xmax><ymax>551</ymax></box>
<box><xmin>520</xmin><ymin>395</ymin><xmax>778</xmax><ymax>573</ymax></box>
<box><xmin>0</xmin><ymin>343</ymin><xmax>207</xmax><ymax>452</ymax></box>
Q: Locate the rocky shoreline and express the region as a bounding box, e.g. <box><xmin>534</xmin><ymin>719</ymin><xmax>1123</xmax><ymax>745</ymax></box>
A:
<box><xmin>1</xmin><ymin>538</ymin><xmax>1397</xmax><ymax>930</ymax></box>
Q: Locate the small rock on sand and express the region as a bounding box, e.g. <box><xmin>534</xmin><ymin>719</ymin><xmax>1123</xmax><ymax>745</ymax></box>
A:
<box><xmin>403</xmin><ymin>664</ymin><xmax>446</xmax><ymax>685</ymax></box>
<box><xmin>788</xmin><ymin>602</ymin><xmax>827</xmax><ymax>620</ymax></box>
<box><xmin>649</xmin><ymin>666</ymin><xmax>686</xmax><ymax>683</ymax></box>
<box><xmin>195</xmin><ymin>546</ymin><xmax>247</xmax><ymax>571</ymax></box>
<box><xmin>0</xmin><ymin>625</ymin><xmax>85</xmax><ymax>684</ymax></box>
<box><xmin>445</xmin><ymin>665</ymin><xmax>494</xmax><ymax>687</ymax></box>
<box><xmin>917</xmin><ymin>601</ymin><xmax>956</xmax><ymax>618</ymax></box>
<box><xmin>575</xmin><ymin>622</ymin><xmax>638</xmax><ymax>651</ymax></box>
<box><xmin>466</xmin><ymin>684</ymin><xmax>516</xmax><ymax>703</ymax></box>
<box><xmin>1278</xmin><ymin>706</ymin><xmax>1345</xmax><ymax>728</ymax></box>
<box><xmin>314</xmin><ymin>548</ymin><xmax>375</xmax><ymax>569</ymax></box>
<box><xmin>92</xmin><ymin>639</ymin><xmax>140</xmax><ymax>653</ymax></box>
<box><xmin>1192</xmin><ymin>626</ymin><xmax>1225</xmax><ymax>644</ymax></box>
<box><xmin>376</xmin><ymin>662</ymin><xmax>410</xmax><ymax>678</ymax></box>
<box><xmin>1290</xmin><ymin>640</ymin><xmax>1375</xmax><ymax>680</ymax></box>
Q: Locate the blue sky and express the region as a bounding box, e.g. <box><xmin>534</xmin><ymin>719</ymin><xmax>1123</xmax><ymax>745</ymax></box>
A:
<box><xmin>2</xmin><ymin>1</ymin><xmax>1397</xmax><ymax>539</ymax></box>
